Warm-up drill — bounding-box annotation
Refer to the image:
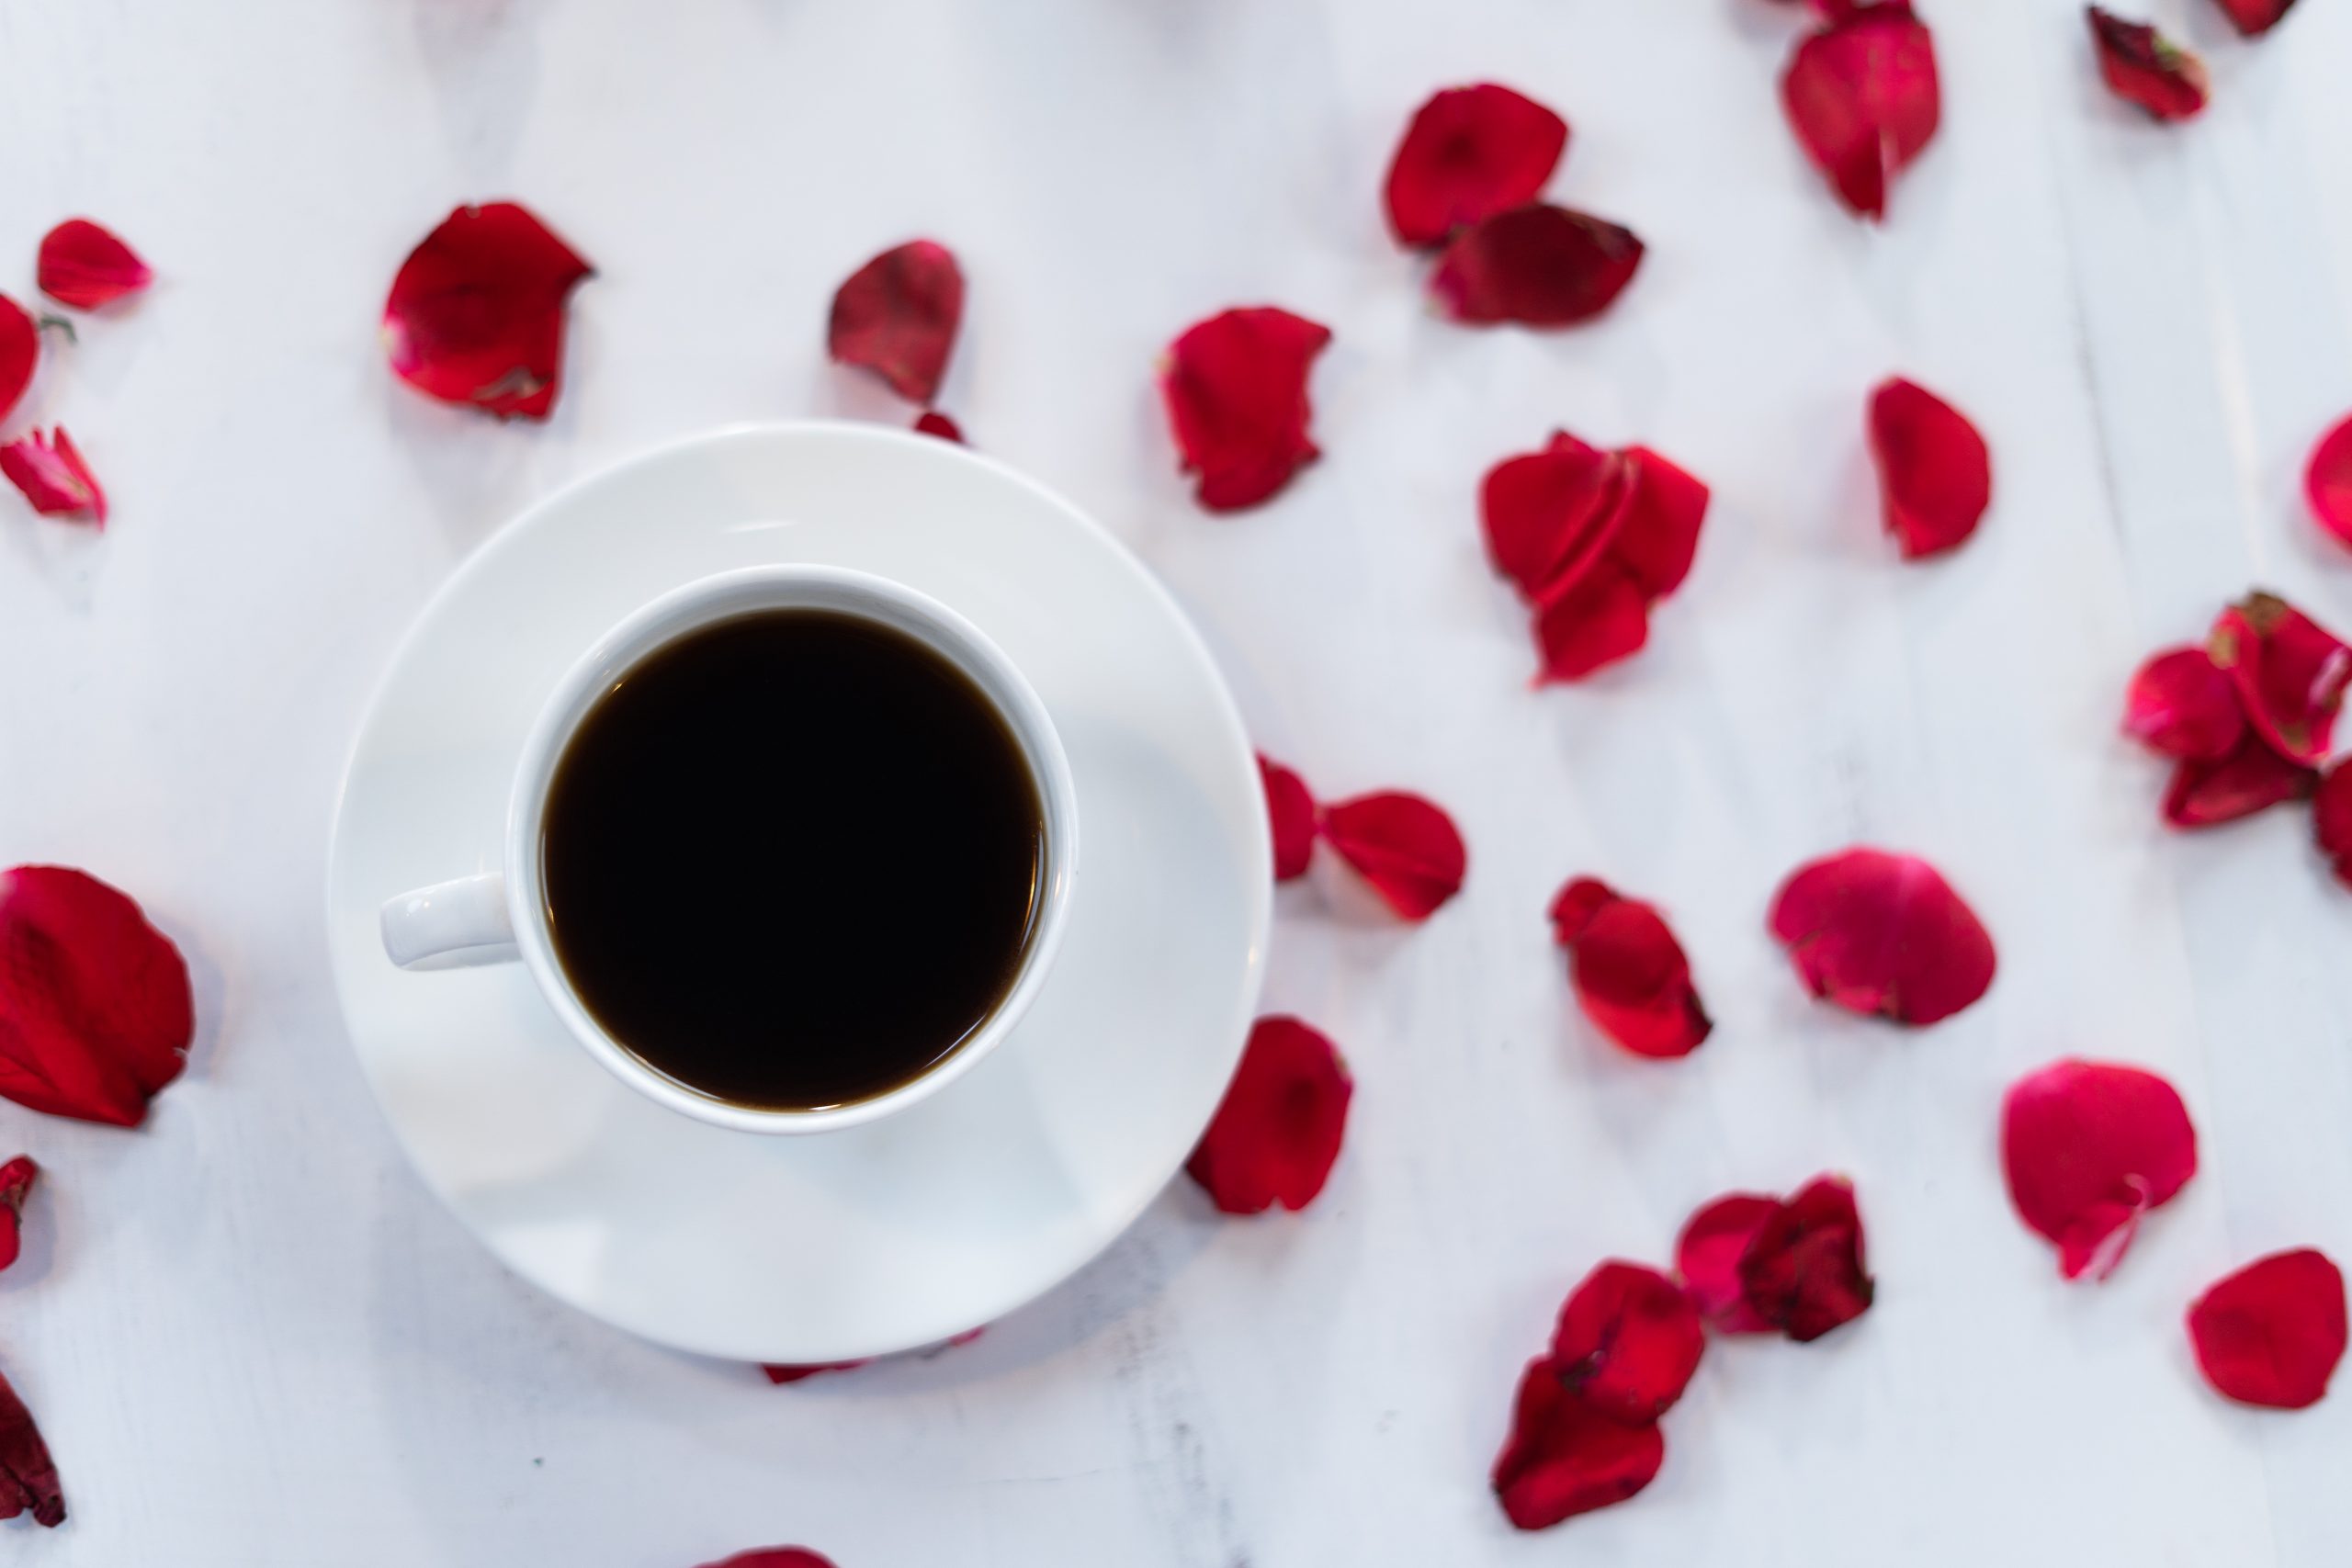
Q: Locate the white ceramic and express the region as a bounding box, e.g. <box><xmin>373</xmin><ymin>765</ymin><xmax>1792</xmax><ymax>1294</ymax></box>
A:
<box><xmin>325</xmin><ymin>422</ymin><xmax>1270</xmax><ymax>1362</ymax></box>
<box><xmin>376</xmin><ymin>564</ymin><xmax>1080</xmax><ymax>1136</ymax></box>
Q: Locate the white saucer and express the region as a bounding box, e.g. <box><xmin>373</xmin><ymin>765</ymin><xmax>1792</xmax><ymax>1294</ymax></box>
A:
<box><xmin>325</xmin><ymin>423</ymin><xmax>1269</xmax><ymax>1363</ymax></box>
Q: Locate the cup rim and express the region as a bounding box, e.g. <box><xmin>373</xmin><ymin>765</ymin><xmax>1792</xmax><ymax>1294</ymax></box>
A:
<box><xmin>503</xmin><ymin>563</ymin><xmax>1079</xmax><ymax>1135</ymax></box>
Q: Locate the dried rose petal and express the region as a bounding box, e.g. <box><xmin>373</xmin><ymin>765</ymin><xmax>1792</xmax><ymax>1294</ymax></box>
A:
<box><xmin>2164</xmin><ymin>733</ymin><xmax>2317</xmax><ymax>829</ymax></box>
<box><xmin>1548</xmin><ymin>1261</ymin><xmax>1705</xmax><ymax>1423</ymax></box>
<box><xmin>1737</xmin><ymin>1175</ymin><xmax>1874</xmax><ymax>1342</ymax></box>
<box><xmin>761</xmin><ymin>1360</ymin><xmax>870</xmax><ymax>1384</ymax></box>
<box><xmin>1430</xmin><ymin>205</ymin><xmax>1645</xmax><ymax>328</ymax></box>
<box><xmin>1384</xmin><ymin>85</ymin><xmax>1570</xmax><ymax>247</ymax></box>
<box><xmin>1781</xmin><ymin>4</ymin><xmax>1942</xmax><ymax>220</ymax></box>
<box><xmin>1186</xmin><ymin>1016</ymin><xmax>1352</xmax><ymax>1214</ymax></box>
<box><xmin>0</xmin><ymin>1367</ymin><xmax>62</xmax><ymax>1528</ymax></box>
<box><xmin>2189</xmin><ymin>1249</ymin><xmax>2346</xmax><ymax>1409</ymax></box>
<box><xmin>1611</xmin><ymin>446</ymin><xmax>1711</xmax><ymax>599</ymax></box>
<box><xmin>1675</xmin><ymin>1193</ymin><xmax>1781</xmax><ymax>1333</ymax></box>
<box><xmin>695</xmin><ymin>1551</ymin><xmax>838</xmax><ymax>1568</ymax></box>
<box><xmin>1491</xmin><ymin>1359</ymin><xmax>1665</xmax><ymax>1531</ymax></box>
<box><xmin>37</xmin><ymin>219</ymin><xmax>153</xmax><ymax>310</ymax></box>
<box><xmin>1768</xmin><ymin>848</ymin><xmax>1996</xmax><ymax>1026</ymax></box>
<box><xmin>0</xmin><ymin>1157</ymin><xmax>36</xmax><ymax>1273</ymax></box>
<box><xmin>2316</xmin><ymin>766</ymin><xmax>2352</xmax><ymax>887</ymax></box>
<box><xmin>1549</xmin><ymin>878</ymin><xmax>1711</xmax><ymax>1059</ymax></box>
<box><xmin>1480</xmin><ymin>433</ymin><xmax>1628</xmax><ymax>604</ymax></box>
<box><xmin>2126</xmin><ymin>647</ymin><xmax>2245</xmax><ymax>761</ymax></box>
<box><xmin>2002</xmin><ymin>1059</ymin><xmax>2197</xmax><ymax>1280</ymax></box>
<box><xmin>1869</xmin><ymin>378</ymin><xmax>1990</xmax><ymax>558</ymax></box>
<box><xmin>0</xmin><ymin>865</ymin><xmax>194</xmax><ymax>1127</ymax></box>
<box><xmin>383</xmin><ymin>202</ymin><xmax>593</xmax><ymax>420</ymax></box>
<box><xmin>2088</xmin><ymin>8</ymin><xmax>2211</xmax><ymax>121</ymax></box>
<box><xmin>0</xmin><ymin>296</ymin><xmax>35</xmax><ymax>424</ymax></box>
<box><xmin>828</xmin><ymin>240</ymin><xmax>965</xmax><ymax>406</ymax></box>
<box><xmin>2211</xmin><ymin>0</ymin><xmax>2299</xmax><ymax>35</ymax></box>
<box><xmin>2207</xmin><ymin>592</ymin><xmax>2352</xmax><ymax>767</ymax></box>
<box><xmin>0</xmin><ymin>429</ymin><xmax>106</xmax><ymax>526</ymax></box>
<box><xmin>1533</xmin><ymin>562</ymin><xmax>1651</xmax><ymax>683</ymax></box>
<box><xmin>912</xmin><ymin>410</ymin><xmax>965</xmax><ymax>444</ymax></box>
<box><xmin>1319</xmin><ymin>792</ymin><xmax>1468</xmax><ymax>920</ymax></box>
<box><xmin>1159</xmin><ymin>307</ymin><xmax>1331</xmax><ymax>513</ymax></box>
<box><xmin>1258</xmin><ymin>754</ymin><xmax>1318</xmax><ymax>882</ymax></box>
<box><xmin>2305</xmin><ymin>415</ymin><xmax>2352</xmax><ymax>552</ymax></box>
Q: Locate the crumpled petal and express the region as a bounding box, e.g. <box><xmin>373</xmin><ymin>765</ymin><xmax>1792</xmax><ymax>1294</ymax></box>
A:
<box><xmin>37</xmin><ymin>219</ymin><xmax>153</xmax><ymax>310</ymax></box>
<box><xmin>1736</xmin><ymin>1175</ymin><xmax>1875</xmax><ymax>1343</ymax></box>
<box><xmin>912</xmin><ymin>410</ymin><xmax>965</xmax><ymax>444</ymax></box>
<box><xmin>0</xmin><ymin>865</ymin><xmax>194</xmax><ymax>1127</ymax></box>
<box><xmin>1768</xmin><ymin>848</ymin><xmax>1996</xmax><ymax>1026</ymax></box>
<box><xmin>0</xmin><ymin>429</ymin><xmax>106</xmax><ymax>525</ymax></box>
<box><xmin>761</xmin><ymin>1360</ymin><xmax>870</xmax><ymax>1384</ymax></box>
<box><xmin>382</xmin><ymin>202</ymin><xmax>593</xmax><ymax>420</ymax></box>
<box><xmin>0</xmin><ymin>296</ymin><xmax>37</xmax><ymax>424</ymax></box>
<box><xmin>0</xmin><ymin>1366</ymin><xmax>62</xmax><ymax>1528</ymax></box>
<box><xmin>1186</xmin><ymin>1016</ymin><xmax>1352</xmax><ymax>1214</ymax></box>
<box><xmin>1781</xmin><ymin>4</ymin><xmax>1942</xmax><ymax>220</ymax></box>
<box><xmin>1430</xmin><ymin>205</ymin><xmax>1645</xmax><ymax>327</ymax></box>
<box><xmin>2211</xmin><ymin>0</ymin><xmax>2299</xmax><ymax>36</ymax></box>
<box><xmin>2089</xmin><ymin>8</ymin><xmax>2211</xmax><ymax>121</ymax></box>
<box><xmin>1159</xmin><ymin>307</ymin><xmax>1331</xmax><ymax>513</ymax></box>
<box><xmin>2315</xmin><ymin>765</ymin><xmax>2352</xmax><ymax>887</ymax></box>
<box><xmin>2164</xmin><ymin>732</ymin><xmax>2317</xmax><ymax>829</ymax></box>
<box><xmin>1549</xmin><ymin>878</ymin><xmax>1711</xmax><ymax>1058</ymax></box>
<box><xmin>2001</xmin><ymin>1059</ymin><xmax>2197</xmax><ymax>1280</ymax></box>
<box><xmin>1491</xmin><ymin>1359</ymin><xmax>1665</xmax><ymax>1531</ymax></box>
<box><xmin>1674</xmin><ymin>1193</ymin><xmax>1781</xmax><ymax>1333</ymax></box>
<box><xmin>1534</xmin><ymin>562</ymin><xmax>1651</xmax><ymax>683</ymax></box>
<box><xmin>1480</xmin><ymin>433</ymin><xmax>1629</xmax><ymax>604</ymax></box>
<box><xmin>2207</xmin><ymin>592</ymin><xmax>2352</xmax><ymax>767</ymax></box>
<box><xmin>1548</xmin><ymin>1261</ymin><xmax>1705</xmax><ymax>1423</ymax></box>
<box><xmin>695</xmin><ymin>1551</ymin><xmax>839</xmax><ymax>1568</ymax></box>
<box><xmin>1384</xmin><ymin>84</ymin><xmax>1569</xmax><ymax>248</ymax></box>
<box><xmin>1319</xmin><ymin>792</ymin><xmax>1468</xmax><ymax>919</ymax></box>
<box><xmin>2189</xmin><ymin>1249</ymin><xmax>2346</xmax><ymax>1410</ymax></box>
<box><xmin>2309</xmin><ymin>415</ymin><xmax>2352</xmax><ymax>552</ymax></box>
<box><xmin>2126</xmin><ymin>647</ymin><xmax>2245</xmax><ymax>761</ymax></box>
<box><xmin>828</xmin><ymin>240</ymin><xmax>966</xmax><ymax>406</ymax></box>
<box><xmin>1869</xmin><ymin>378</ymin><xmax>1990</xmax><ymax>558</ymax></box>
<box><xmin>1258</xmin><ymin>754</ymin><xmax>1318</xmax><ymax>882</ymax></box>
<box><xmin>0</xmin><ymin>1157</ymin><xmax>36</xmax><ymax>1273</ymax></box>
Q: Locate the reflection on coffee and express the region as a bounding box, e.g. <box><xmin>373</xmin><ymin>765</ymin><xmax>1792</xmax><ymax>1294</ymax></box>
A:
<box><xmin>541</xmin><ymin>610</ymin><xmax>1044</xmax><ymax>1110</ymax></box>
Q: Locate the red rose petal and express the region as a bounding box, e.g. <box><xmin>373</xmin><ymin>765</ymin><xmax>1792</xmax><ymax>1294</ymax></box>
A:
<box><xmin>695</xmin><ymin>1551</ymin><xmax>838</xmax><ymax>1568</ymax></box>
<box><xmin>1491</xmin><ymin>1359</ymin><xmax>1665</xmax><ymax>1531</ymax></box>
<box><xmin>0</xmin><ymin>1156</ymin><xmax>36</xmax><ymax>1273</ymax></box>
<box><xmin>1548</xmin><ymin>1261</ymin><xmax>1706</xmax><ymax>1423</ymax></box>
<box><xmin>1159</xmin><ymin>307</ymin><xmax>1331</xmax><ymax>513</ymax></box>
<box><xmin>1533</xmin><ymin>561</ymin><xmax>1651</xmax><ymax>683</ymax></box>
<box><xmin>2163</xmin><ymin>732</ymin><xmax>2318</xmax><ymax>829</ymax></box>
<box><xmin>1430</xmin><ymin>204</ymin><xmax>1645</xmax><ymax>328</ymax></box>
<box><xmin>1384</xmin><ymin>84</ymin><xmax>1570</xmax><ymax>248</ymax></box>
<box><xmin>1781</xmin><ymin>4</ymin><xmax>1942</xmax><ymax>221</ymax></box>
<box><xmin>1768</xmin><ymin>848</ymin><xmax>1996</xmax><ymax>1026</ymax></box>
<box><xmin>2126</xmin><ymin>647</ymin><xmax>2245</xmax><ymax>761</ymax></box>
<box><xmin>37</xmin><ymin>219</ymin><xmax>153</xmax><ymax>310</ymax></box>
<box><xmin>2207</xmin><ymin>592</ymin><xmax>2352</xmax><ymax>767</ymax></box>
<box><xmin>1737</xmin><ymin>1175</ymin><xmax>1875</xmax><ymax>1343</ymax></box>
<box><xmin>2088</xmin><ymin>8</ymin><xmax>2211</xmax><ymax>121</ymax></box>
<box><xmin>1611</xmin><ymin>446</ymin><xmax>1712</xmax><ymax>599</ymax></box>
<box><xmin>2189</xmin><ymin>1249</ymin><xmax>2346</xmax><ymax>1410</ymax></box>
<box><xmin>1549</xmin><ymin>878</ymin><xmax>1711</xmax><ymax>1059</ymax></box>
<box><xmin>1258</xmin><ymin>754</ymin><xmax>1319</xmax><ymax>882</ymax></box>
<box><xmin>382</xmin><ymin>202</ymin><xmax>593</xmax><ymax>420</ymax></box>
<box><xmin>1318</xmin><ymin>792</ymin><xmax>1468</xmax><ymax>920</ymax></box>
<box><xmin>0</xmin><ymin>429</ymin><xmax>106</xmax><ymax>526</ymax></box>
<box><xmin>1675</xmin><ymin>1193</ymin><xmax>1781</xmax><ymax>1333</ymax></box>
<box><xmin>912</xmin><ymin>410</ymin><xmax>965</xmax><ymax>444</ymax></box>
<box><xmin>1185</xmin><ymin>1016</ymin><xmax>1352</xmax><ymax>1214</ymax></box>
<box><xmin>827</xmin><ymin>240</ymin><xmax>965</xmax><ymax>406</ymax></box>
<box><xmin>2308</xmin><ymin>415</ymin><xmax>2352</xmax><ymax>552</ymax></box>
<box><xmin>1479</xmin><ymin>433</ymin><xmax>1630</xmax><ymax>604</ymax></box>
<box><xmin>0</xmin><ymin>865</ymin><xmax>194</xmax><ymax>1127</ymax></box>
<box><xmin>2316</xmin><ymin>765</ymin><xmax>2352</xmax><ymax>887</ymax></box>
<box><xmin>2211</xmin><ymin>0</ymin><xmax>2299</xmax><ymax>36</ymax></box>
<box><xmin>0</xmin><ymin>296</ymin><xmax>35</xmax><ymax>425</ymax></box>
<box><xmin>761</xmin><ymin>1360</ymin><xmax>870</xmax><ymax>1384</ymax></box>
<box><xmin>1868</xmin><ymin>378</ymin><xmax>1990</xmax><ymax>558</ymax></box>
<box><xmin>0</xmin><ymin>1367</ymin><xmax>62</xmax><ymax>1528</ymax></box>
<box><xmin>2001</xmin><ymin>1059</ymin><xmax>2198</xmax><ymax>1281</ymax></box>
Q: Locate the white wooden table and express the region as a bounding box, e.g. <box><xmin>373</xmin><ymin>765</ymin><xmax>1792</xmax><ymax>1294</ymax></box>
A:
<box><xmin>4</xmin><ymin>1</ymin><xmax>2349</xmax><ymax>1562</ymax></box>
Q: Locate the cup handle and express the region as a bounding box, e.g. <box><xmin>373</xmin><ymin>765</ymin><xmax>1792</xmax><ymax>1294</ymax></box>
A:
<box><xmin>380</xmin><ymin>874</ymin><xmax>517</xmax><ymax>968</ymax></box>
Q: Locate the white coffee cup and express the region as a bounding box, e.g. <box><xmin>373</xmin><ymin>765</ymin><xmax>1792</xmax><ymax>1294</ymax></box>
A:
<box><xmin>378</xmin><ymin>564</ymin><xmax>1079</xmax><ymax>1135</ymax></box>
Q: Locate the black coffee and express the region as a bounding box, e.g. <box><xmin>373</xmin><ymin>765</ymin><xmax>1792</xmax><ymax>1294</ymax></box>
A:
<box><xmin>540</xmin><ymin>609</ymin><xmax>1045</xmax><ymax>1111</ymax></box>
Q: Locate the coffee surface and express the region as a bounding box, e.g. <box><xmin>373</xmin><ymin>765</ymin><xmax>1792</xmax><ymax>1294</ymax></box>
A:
<box><xmin>542</xmin><ymin>609</ymin><xmax>1044</xmax><ymax>1110</ymax></box>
